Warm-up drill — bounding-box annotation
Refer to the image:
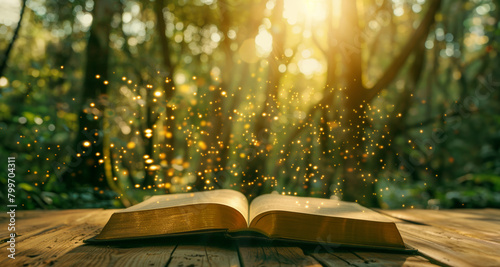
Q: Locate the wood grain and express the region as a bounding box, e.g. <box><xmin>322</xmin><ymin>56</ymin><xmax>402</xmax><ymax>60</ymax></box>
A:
<box><xmin>165</xmin><ymin>244</ymin><xmax>239</xmax><ymax>267</ymax></box>
<box><xmin>55</xmin><ymin>244</ymin><xmax>176</xmax><ymax>266</ymax></box>
<box><xmin>396</xmin><ymin>222</ymin><xmax>500</xmax><ymax>267</ymax></box>
<box><xmin>0</xmin><ymin>209</ymin><xmax>114</xmax><ymax>266</ymax></box>
<box><xmin>380</xmin><ymin>209</ymin><xmax>500</xmax><ymax>242</ymax></box>
<box><xmin>379</xmin><ymin>209</ymin><xmax>500</xmax><ymax>267</ymax></box>
<box><xmin>2</xmin><ymin>208</ymin><xmax>499</xmax><ymax>266</ymax></box>
<box><xmin>238</xmin><ymin>245</ymin><xmax>322</xmax><ymax>266</ymax></box>
<box><xmin>354</xmin><ymin>252</ymin><xmax>439</xmax><ymax>267</ymax></box>
<box><xmin>306</xmin><ymin>248</ymin><xmax>438</xmax><ymax>267</ymax></box>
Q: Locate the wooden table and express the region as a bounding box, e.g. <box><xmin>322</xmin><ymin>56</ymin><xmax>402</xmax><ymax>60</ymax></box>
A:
<box><xmin>1</xmin><ymin>208</ymin><xmax>499</xmax><ymax>266</ymax></box>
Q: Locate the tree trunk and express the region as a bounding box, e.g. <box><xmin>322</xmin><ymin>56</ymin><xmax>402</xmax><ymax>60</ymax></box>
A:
<box><xmin>155</xmin><ymin>0</ymin><xmax>177</xmax><ymax>171</ymax></box>
<box><xmin>318</xmin><ymin>0</ymin><xmax>338</xmax><ymax>198</ymax></box>
<box><xmin>72</xmin><ymin>0</ymin><xmax>116</xmax><ymax>187</ymax></box>
<box><xmin>194</xmin><ymin>1</ymin><xmax>234</xmax><ymax>191</ymax></box>
<box><xmin>334</xmin><ymin>0</ymin><xmax>378</xmax><ymax>206</ymax></box>
<box><xmin>245</xmin><ymin>0</ymin><xmax>286</xmax><ymax>197</ymax></box>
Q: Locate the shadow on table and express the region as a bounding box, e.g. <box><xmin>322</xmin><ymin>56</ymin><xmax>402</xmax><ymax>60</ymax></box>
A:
<box><xmin>54</xmin><ymin>233</ymin><xmax>434</xmax><ymax>266</ymax></box>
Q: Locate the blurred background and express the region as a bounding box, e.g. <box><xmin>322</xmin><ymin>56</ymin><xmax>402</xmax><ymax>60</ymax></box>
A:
<box><xmin>0</xmin><ymin>0</ymin><xmax>499</xmax><ymax>209</ymax></box>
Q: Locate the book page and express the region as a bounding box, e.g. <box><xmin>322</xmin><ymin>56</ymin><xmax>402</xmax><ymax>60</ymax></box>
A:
<box><xmin>118</xmin><ymin>189</ymin><xmax>249</xmax><ymax>223</ymax></box>
<box><xmin>249</xmin><ymin>194</ymin><xmax>392</xmax><ymax>223</ymax></box>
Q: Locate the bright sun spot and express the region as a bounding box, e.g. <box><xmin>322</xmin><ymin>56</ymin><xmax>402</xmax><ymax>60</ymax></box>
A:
<box><xmin>298</xmin><ymin>58</ymin><xmax>323</xmax><ymax>76</ymax></box>
<box><xmin>251</xmin><ymin>0</ymin><xmax>334</xmax><ymax>62</ymax></box>
<box><xmin>283</xmin><ymin>0</ymin><xmax>329</xmax><ymax>25</ymax></box>
<box><xmin>77</xmin><ymin>12</ymin><xmax>93</xmax><ymax>28</ymax></box>
<box><xmin>255</xmin><ymin>28</ymin><xmax>273</xmax><ymax>56</ymax></box>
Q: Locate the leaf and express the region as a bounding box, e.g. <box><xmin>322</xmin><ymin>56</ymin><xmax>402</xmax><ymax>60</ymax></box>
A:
<box><xmin>19</xmin><ymin>182</ymin><xmax>36</xmax><ymax>192</ymax></box>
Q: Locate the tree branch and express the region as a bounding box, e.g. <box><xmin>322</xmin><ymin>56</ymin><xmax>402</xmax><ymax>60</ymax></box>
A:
<box><xmin>0</xmin><ymin>0</ymin><xmax>26</xmax><ymax>78</ymax></box>
<box><xmin>312</xmin><ymin>30</ymin><xmax>328</xmax><ymax>58</ymax></box>
<box><xmin>365</xmin><ymin>0</ymin><xmax>441</xmax><ymax>102</ymax></box>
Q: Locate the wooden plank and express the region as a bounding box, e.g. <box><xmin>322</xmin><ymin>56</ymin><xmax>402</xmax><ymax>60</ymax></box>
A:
<box><xmin>238</xmin><ymin>245</ymin><xmax>282</xmax><ymax>266</ymax></box>
<box><xmin>0</xmin><ymin>209</ymin><xmax>111</xmax><ymax>239</ymax></box>
<box><xmin>308</xmin><ymin>251</ymin><xmax>358</xmax><ymax>266</ymax></box>
<box><xmin>166</xmin><ymin>243</ymin><xmax>240</xmax><ymax>267</ymax></box>
<box><xmin>306</xmin><ymin>246</ymin><xmax>439</xmax><ymax>267</ymax></box>
<box><xmin>0</xmin><ymin>209</ymin><xmax>113</xmax><ymax>246</ymax></box>
<box><xmin>3</xmin><ymin>208</ymin><xmax>499</xmax><ymax>267</ymax></box>
<box><xmin>238</xmin><ymin>244</ymin><xmax>321</xmax><ymax>266</ymax></box>
<box><xmin>396</xmin><ymin>222</ymin><xmax>500</xmax><ymax>267</ymax></box>
<box><xmin>355</xmin><ymin>252</ymin><xmax>440</xmax><ymax>267</ymax></box>
<box><xmin>274</xmin><ymin>247</ymin><xmax>323</xmax><ymax>266</ymax></box>
<box><xmin>54</xmin><ymin>244</ymin><xmax>176</xmax><ymax>266</ymax></box>
<box><xmin>380</xmin><ymin>209</ymin><xmax>500</xmax><ymax>243</ymax></box>
<box><xmin>453</xmin><ymin>208</ymin><xmax>500</xmax><ymax>217</ymax></box>
<box><xmin>0</xmin><ymin>209</ymin><xmax>114</xmax><ymax>266</ymax></box>
<box><xmin>377</xmin><ymin>209</ymin><xmax>500</xmax><ymax>266</ymax></box>
<box><xmin>1</xmin><ymin>208</ymin><xmax>179</xmax><ymax>266</ymax></box>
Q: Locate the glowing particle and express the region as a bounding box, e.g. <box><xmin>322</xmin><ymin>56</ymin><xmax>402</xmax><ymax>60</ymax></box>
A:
<box><xmin>198</xmin><ymin>141</ymin><xmax>207</xmax><ymax>150</ymax></box>
<box><xmin>149</xmin><ymin>165</ymin><xmax>159</xmax><ymax>171</ymax></box>
<box><xmin>127</xmin><ymin>142</ymin><xmax>136</xmax><ymax>149</ymax></box>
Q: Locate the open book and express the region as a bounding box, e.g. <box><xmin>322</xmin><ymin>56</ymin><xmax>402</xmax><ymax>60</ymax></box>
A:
<box><xmin>88</xmin><ymin>189</ymin><xmax>406</xmax><ymax>250</ymax></box>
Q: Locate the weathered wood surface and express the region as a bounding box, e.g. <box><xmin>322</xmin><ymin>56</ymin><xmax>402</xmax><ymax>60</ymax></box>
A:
<box><xmin>1</xmin><ymin>209</ymin><xmax>498</xmax><ymax>266</ymax></box>
<box><xmin>379</xmin><ymin>209</ymin><xmax>500</xmax><ymax>267</ymax></box>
